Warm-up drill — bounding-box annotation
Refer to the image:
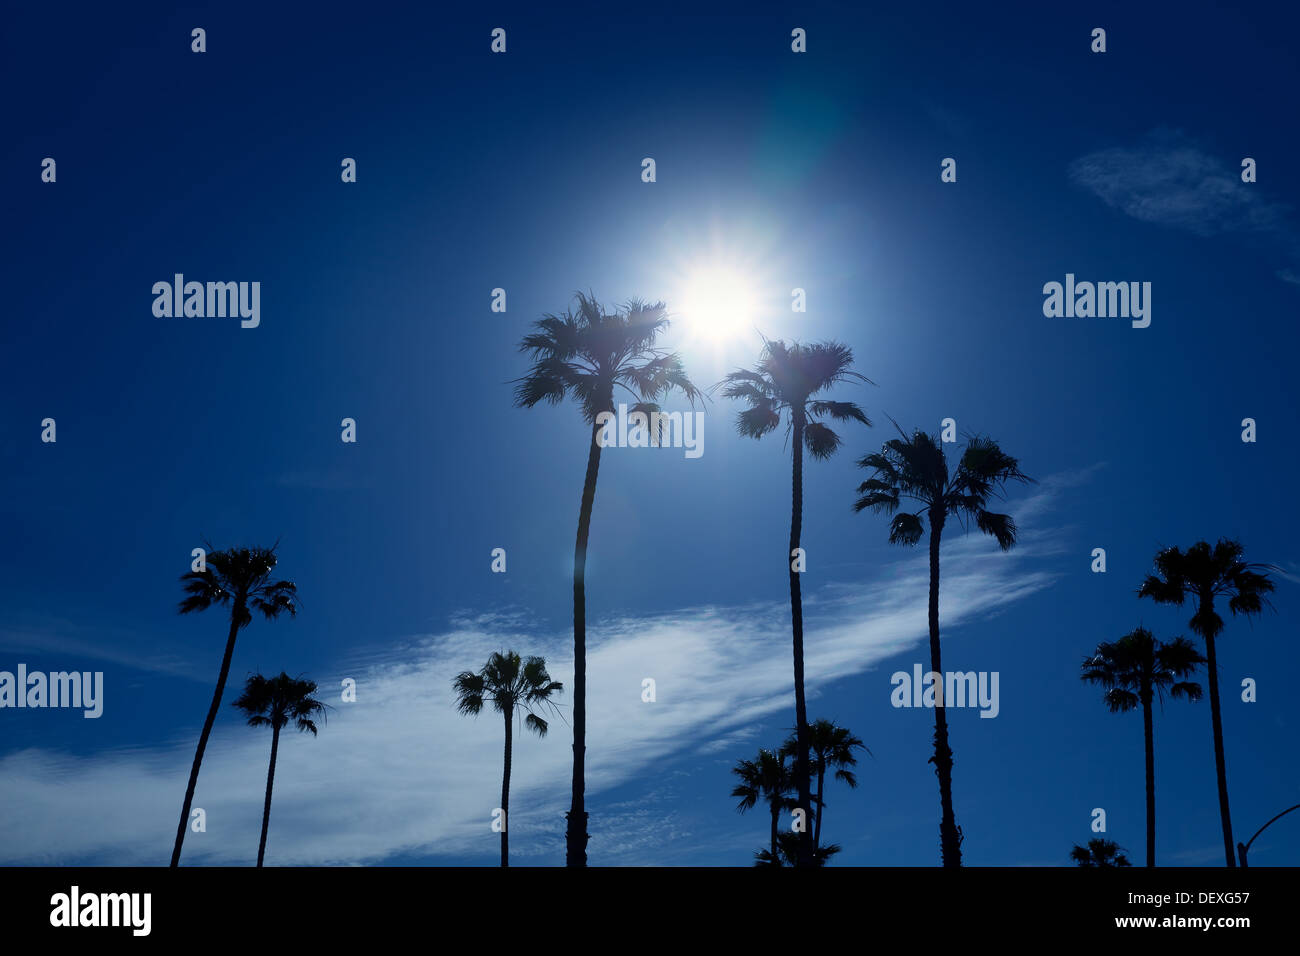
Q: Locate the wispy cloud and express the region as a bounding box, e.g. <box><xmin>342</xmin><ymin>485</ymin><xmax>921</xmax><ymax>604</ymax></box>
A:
<box><xmin>0</xmin><ymin>621</ymin><xmax>204</xmax><ymax>680</ymax></box>
<box><xmin>1069</xmin><ymin>129</ymin><xmax>1289</xmax><ymax>237</ymax></box>
<box><xmin>0</xmin><ymin>474</ymin><xmax>1082</xmax><ymax>865</ymax></box>
<box><xmin>1069</xmin><ymin>130</ymin><xmax>1299</xmax><ymax>285</ymax></box>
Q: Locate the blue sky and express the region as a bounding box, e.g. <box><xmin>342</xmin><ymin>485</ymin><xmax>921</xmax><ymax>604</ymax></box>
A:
<box><xmin>2</xmin><ymin>1</ymin><xmax>1298</xmax><ymax>865</ymax></box>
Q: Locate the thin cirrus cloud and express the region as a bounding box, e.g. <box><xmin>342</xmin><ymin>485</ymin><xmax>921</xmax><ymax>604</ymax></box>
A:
<box><xmin>0</xmin><ymin>475</ymin><xmax>1078</xmax><ymax>866</ymax></box>
<box><xmin>1069</xmin><ymin>129</ymin><xmax>1299</xmax><ymax>284</ymax></box>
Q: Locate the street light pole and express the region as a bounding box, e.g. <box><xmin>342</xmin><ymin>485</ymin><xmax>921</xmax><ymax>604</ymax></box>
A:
<box><xmin>1237</xmin><ymin>802</ymin><xmax>1300</xmax><ymax>867</ymax></box>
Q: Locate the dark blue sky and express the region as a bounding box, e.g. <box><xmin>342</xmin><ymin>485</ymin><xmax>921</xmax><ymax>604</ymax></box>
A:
<box><xmin>2</xmin><ymin>1</ymin><xmax>1298</xmax><ymax>866</ymax></box>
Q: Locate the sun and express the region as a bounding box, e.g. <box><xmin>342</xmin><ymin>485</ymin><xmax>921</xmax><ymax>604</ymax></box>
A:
<box><xmin>644</xmin><ymin>215</ymin><xmax>789</xmax><ymax>353</ymax></box>
<box><xmin>676</xmin><ymin>262</ymin><xmax>763</xmax><ymax>344</ymax></box>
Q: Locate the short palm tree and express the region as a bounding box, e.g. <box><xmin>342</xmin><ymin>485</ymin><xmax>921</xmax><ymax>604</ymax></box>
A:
<box><xmin>514</xmin><ymin>293</ymin><xmax>701</xmax><ymax>866</ymax></box>
<box><xmin>232</xmin><ymin>672</ymin><xmax>326</xmax><ymax>867</ymax></box>
<box><xmin>780</xmin><ymin>718</ymin><xmax>868</xmax><ymax>851</ymax></box>
<box><xmin>765</xmin><ymin>830</ymin><xmax>843</xmax><ymax>867</ymax></box>
<box><xmin>1138</xmin><ymin>538</ymin><xmax>1275</xmax><ymax>866</ymax></box>
<box><xmin>1071</xmin><ymin>838</ymin><xmax>1132</xmax><ymax>867</ymax></box>
<box><xmin>1080</xmin><ymin>627</ymin><xmax>1204</xmax><ymax>866</ymax></box>
<box><xmin>731</xmin><ymin>748</ymin><xmax>797</xmax><ymax>866</ymax></box>
<box><xmin>453</xmin><ymin>651</ymin><xmax>563</xmax><ymax>867</ymax></box>
<box><xmin>854</xmin><ymin>424</ymin><xmax>1031</xmax><ymax>866</ymax></box>
<box><xmin>719</xmin><ymin>339</ymin><xmax>872</xmax><ymax>867</ymax></box>
<box><xmin>171</xmin><ymin>545</ymin><xmax>298</xmax><ymax>866</ymax></box>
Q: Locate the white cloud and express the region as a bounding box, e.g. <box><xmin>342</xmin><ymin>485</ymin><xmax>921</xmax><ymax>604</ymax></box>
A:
<box><xmin>1069</xmin><ymin>130</ymin><xmax>1290</xmax><ymax>237</ymax></box>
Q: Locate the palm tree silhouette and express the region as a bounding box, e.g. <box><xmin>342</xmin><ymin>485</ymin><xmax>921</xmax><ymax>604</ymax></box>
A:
<box><xmin>719</xmin><ymin>339</ymin><xmax>872</xmax><ymax>867</ymax></box>
<box><xmin>170</xmin><ymin>545</ymin><xmax>298</xmax><ymax>866</ymax></box>
<box><xmin>514</xmin><ymin>293</ymin><xmax>701</xmax><ymax>866</ymax></box>
<box><xmin>854</xmin><ymin>425</ymin><xmax>1031</xmax><ymax>866</ymax></box>
<box><xmin>452</xmin><ymin>651</ymin><xmax>563</xmax><ymax>867</ymax></box>
<box><xmin>231</xmin><ymin>671</ymin><xmax>326</xmax><ymax>867</ymax></box>
<box><xmin>1080</xmin><ymin>627</ymin><xmax>1204</xmax><ymax>867</ymax></box>
<box><xmin>1070</xmin><ymin>838</ymin><xmax>1132</xmax><ymax>867</ymax></box>
<box><xmin>1138</xmin><ymin>538</ymin><xmax>1275</xmax><ymax>866</ymax></box>
<box><xmin>780</xmin><ymin>718</ymin><xmax>868</xmax><ymax>852</ymax></box>
<box><xmin>731</xmin><ymin>748</ymin><xmax>798</xmax><ymax>866</ymax></box>
<box><xmin>762</xmin><ymin>831</ymin><xmax>843</xmax><ymax>867</ymax></box>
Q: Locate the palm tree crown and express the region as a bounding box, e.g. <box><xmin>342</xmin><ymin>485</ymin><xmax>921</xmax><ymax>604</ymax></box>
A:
<box><xmin>731</xmin><ymin>748</ymin><xmax>796</xmax><ymax>816</ymax></box>
<box><xmin>718</xmin><ymin>338</ymin><xmax>872</xmax><ymax>456</ymax></box>
<box><xmin>513</xmin><ymin>292</ymin><xmax>703</xmax><ymax>423</ymax></box>
<box><xmin>1138</xmin><ymin>539</ymin><xmax>1275</xmax><ymax>640</ymax></box>
<box><xmin>453</xmin><ymin>651</ymin><xmax>564</xmax><ymax>735</ymax></box>
<box><xmin>1081</xmin><ymin>628</ymin><xmax>1205</xmax><ymax>712</ymax></box>
<box><xmin>853</xmin><ymin>424</ymin><xmax>1031</xmax><ymax>546</ymax></box>
<box><xmin>179</xmin><ymin>545</ymin><xmax>298</xmax><ymax>625</ymax></box>
<box><xmin>233</xmin><ymin>672</ymin><xmax>327</xmax><ymax>735</ymax></box>
<box><xmin>1071</xmin><ymin>838</ymin><xmax>1132</xmax><ymax>867</ymax></box>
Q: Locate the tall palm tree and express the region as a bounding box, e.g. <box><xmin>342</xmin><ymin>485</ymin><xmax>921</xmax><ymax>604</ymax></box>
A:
<box><xmin>854</xmin><ymin>425</ymin><xmax>1031</xmax><ymax>866</ymax></box>
<box><xmin>1070</xmin><ymin>838</ymin><xmax>1132</xmax><ymax>867</ymax></box>
<box><xmin>514</xmin><ymin>292</ymin><xmax>701</xmax><ymax>866</ymax></box>
<box><xmin>231</xmin><ymin>672</ymin><xmax>326</xmax><ymax>867</ymax></box>
<box><xmin>171</xmin><ymin>545</ymin><xmax>298</xmax><ymax>867</ymax></box>
<box><xmin>780</xmin><ymin>718</ymin><xmax>868</xmax><ymax>851</ymax></box>
<box><xmin>731</xmin><ymin>748</ymin><xmax>797</xmax><ymax>866</ymax></box>
<box><xmin>452</xmin><ymin>650</ymin><xmax>564</xmax><ymax>867</ymax></box>
<box><xmin>1138</xmin><ymin>538</ymin><xmax>1275</xmax><ymax>866</ymax></box>
<box><xmin>719</xmin><ymin>339</ymin><xmax>872</xmax><ymax>866</ymax></box>
<box><xmin>1080</xmin><ymin>627</ymin><xmax>1204</xmax><ymax>867</ymax></box>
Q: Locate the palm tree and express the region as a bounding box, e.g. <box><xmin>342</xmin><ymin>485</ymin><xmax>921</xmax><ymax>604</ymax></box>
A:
<box><xmin>764</xmin><ymin>831</ymin><xmax>843</xmax><ymax>867</ymax></box>
<box><xmin>719</xmin><ymin>339</ymin><xmax>872</xmax><ymax>866</ymax></box>
<box><xmin>731</xmin><ymin>748</ymin><xmax>797</xmax><ymax>865</ymax></box>
<box><xmin>231</xmin><ymin>672</ymin><xmax>326</xmax><ymax>867</ymax></box>
<box><xmin>1070</xmin><ymin>838</ymin><xmax>1132</xmax><ymax>867</ymax></box>
<box><xmin>452</xmin><ymin>651</ymin><xmax>564</xmax><ymax>867</ymax></box>
<box><xmin>1080</xmin><ymin>627</ymin><xmax>1204</xmax><ymax>866</ymax></box>
<box><xmin>1138</xmin><ymin>538</ymin><xmax>1276</xmax><ymax>866</ymax></box>
<box><xmin>514</xmin><ymin>293</ymin><xmax>701</xmax><ymax>866</ymax></box>
<box><xmin>170</xmin><ymin>545</ymin><xmax>298</xmax><ymax>866</ymax></box>
<box><xmin>780</xmin><ymin>718</ymin><xmax>868</xmax><ymax>851</ymax></box>
<box><xmin>854</xmin><ymin>424</ymin><xmax>1031</xmax><ymax>866</ymax></box>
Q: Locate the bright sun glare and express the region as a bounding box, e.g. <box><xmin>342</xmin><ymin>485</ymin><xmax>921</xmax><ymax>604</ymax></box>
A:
<box><xmin>677</xmin><ymin>265</ymin><xmax>762</xmax><ymax>344</ymax></box>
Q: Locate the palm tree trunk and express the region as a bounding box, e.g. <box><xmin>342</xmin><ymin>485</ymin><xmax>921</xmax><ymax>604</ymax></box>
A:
<box><xmin>566</xmin><ymin>422</ymin><xmax>603</xmax><ymax>866</ymax></box>
<box><xmin>770</xmin><ymin>803</ymin><xmax>779</xmax><ymax>865</ymax></box>
<box><xmin>256</xmin><ymin>721</ymin><xmax>280</xmax><ymax>867</ymax></box>
<box><xmin>928</xmin><ymin>517</ymin><xmax>962</xmax><ymax>867</ymax></box>
<box><xmin>501</xmin><ymin>705</ymin><xmax>513</xmax><ymax>867</ymax></box>
<box><xmin>1201</xmin><ymin>615</ymin><xmax>1236</xmax><ymax>866</ymax></box>
<box><xmin>170</xmin><ymin>605</ymin><xmax>243</xmax><ymax>866</ymax></box>
<box><xmin>788</xmin><ymin>414</ymin><xmax>814</xmax><ymax>868</ymax></box>
<box><xmin>1142</xmin><ymin>691</ymin><xmax>1155</xmax><ymax>867</ymax></box>
<box><xmin>814</xmin><ymin>766</ymin><xmax>825</xmax><ymax>851</ymax></box>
